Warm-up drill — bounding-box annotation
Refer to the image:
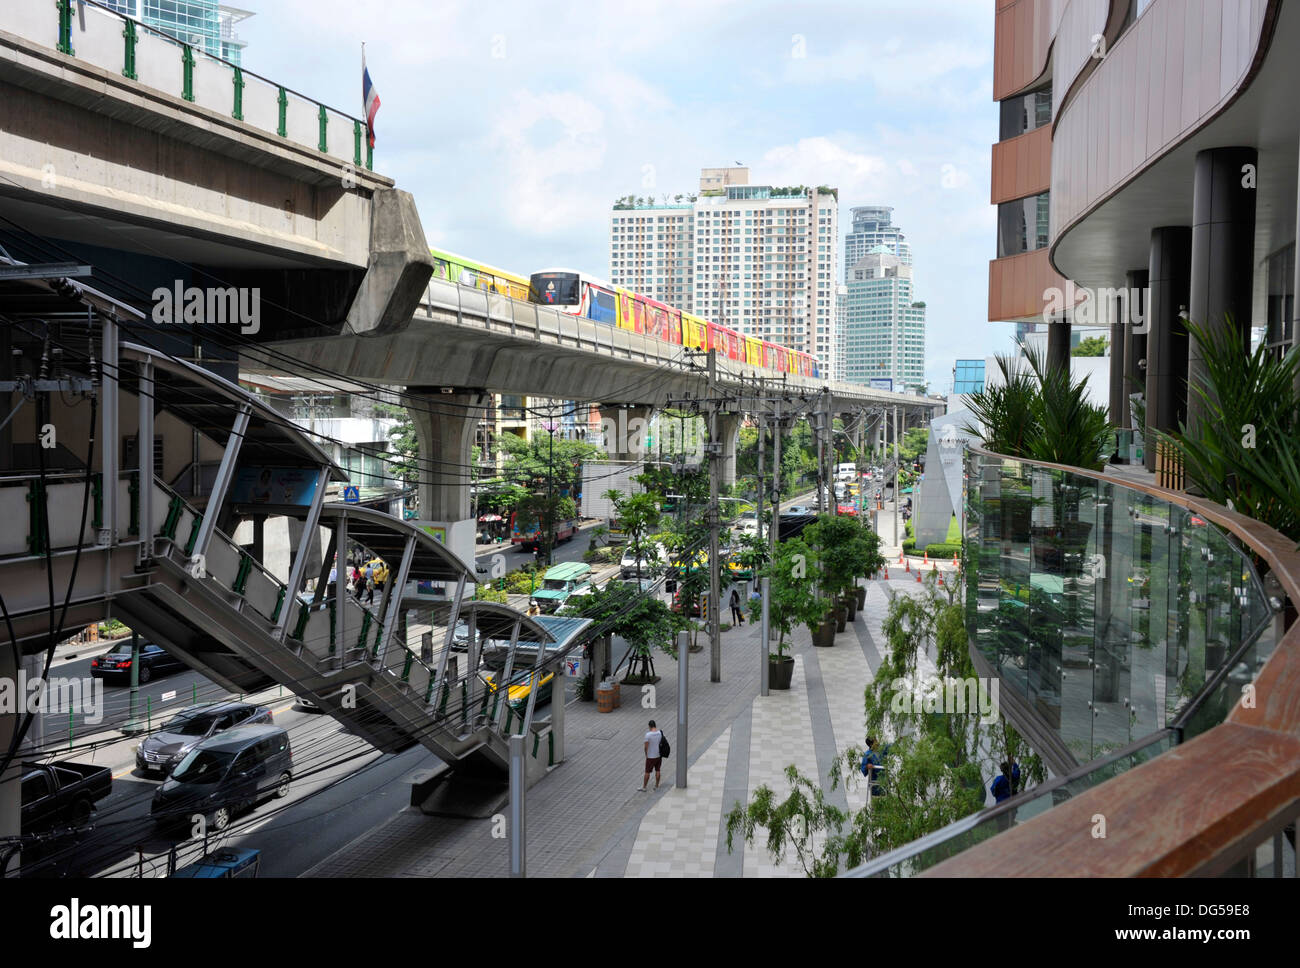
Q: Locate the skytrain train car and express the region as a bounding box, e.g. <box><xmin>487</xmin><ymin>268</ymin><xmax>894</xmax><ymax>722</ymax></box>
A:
<box><xmin>430</xmin><ymin>247</ymin><xmax>531</xmax><ymax>300</ymax></box>
<box><xmin>518</xmin><ymin>266</ymin><xmax>821</xmax><ymax>379</ymax></box>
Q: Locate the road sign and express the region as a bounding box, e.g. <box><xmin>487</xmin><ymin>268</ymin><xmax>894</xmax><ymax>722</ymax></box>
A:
<box><xmin>343</xmin><ymin>485</ymin><xmax>360</xmax><ymax>503</ymax></box>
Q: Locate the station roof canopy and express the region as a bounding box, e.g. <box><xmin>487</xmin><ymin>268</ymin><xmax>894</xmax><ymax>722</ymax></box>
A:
<box><xmin>321</xmin><ymin>504</ymin><xmax>475</xmax><ymax>584</ymax></box>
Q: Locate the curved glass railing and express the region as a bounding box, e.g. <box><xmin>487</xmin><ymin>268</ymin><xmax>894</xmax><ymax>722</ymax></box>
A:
<box><xmin>843</xmin><ymin>446</ymin><xmax>1282</xmax><ymax>877</ymax></box>
<box><xmin>963</xmin><ymin>447</ymin><xmax>1275</xmax><ymax>762</ymax></box>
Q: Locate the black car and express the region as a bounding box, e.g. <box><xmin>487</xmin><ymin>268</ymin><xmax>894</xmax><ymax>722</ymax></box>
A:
<box><xmin>89</xmin><ymin>642</ymin><xmax>186</xmax><ymax>684</ymax></box>
<box><xmin>135</xmin><ymin>701</ymin><xmax>273</xmax><ymax>777</ymax></box>
<box><xmin>151</xmin><ymin>724</ymin><xmax>292</xmax><ymax>832</ymax></box>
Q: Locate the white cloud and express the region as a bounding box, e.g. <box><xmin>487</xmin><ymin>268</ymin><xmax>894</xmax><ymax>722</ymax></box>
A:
<box><xmin>490</xmin><ymin>90</ymin><xmax>608</xmax><ymax>234</ymax></box>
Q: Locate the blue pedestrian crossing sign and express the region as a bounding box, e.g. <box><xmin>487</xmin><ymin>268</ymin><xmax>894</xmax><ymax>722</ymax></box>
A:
<box><xmin>343</xmin><ymin>485</ymin><xmax>360</xmax><ymax>503</ymax></box>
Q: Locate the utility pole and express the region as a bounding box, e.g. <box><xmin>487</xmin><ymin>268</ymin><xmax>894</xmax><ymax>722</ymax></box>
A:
<box><xmin>707</xmin><ymin>349</ymin><xmax>721</xmax><ymax>683</ymax></box>
<box><xmin>756</xmin><ymin>396</ymin><xmax>765</xmax><ymax>546</ymax></box>
<box><xmin>892</xmin><ymin>405</ymin><xmax>900</xmax><ymax>547</ymax></box>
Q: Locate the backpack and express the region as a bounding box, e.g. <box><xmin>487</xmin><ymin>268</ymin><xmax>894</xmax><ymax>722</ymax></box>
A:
<box><xmin>659</xmin><ymin>733</ymin><xmax>670</xmax><ymax>758</ymax></box>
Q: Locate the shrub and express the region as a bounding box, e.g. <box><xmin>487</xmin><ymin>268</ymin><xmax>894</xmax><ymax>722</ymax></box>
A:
<box><xmin>923</xmin><ymin>543</ymin><xmax>962</xmax><ymax>558</ymax></box>
<box><xmin>902</xmin><ymin>538</ymin><xmax>916</xmax><ymax>554</ymax></box>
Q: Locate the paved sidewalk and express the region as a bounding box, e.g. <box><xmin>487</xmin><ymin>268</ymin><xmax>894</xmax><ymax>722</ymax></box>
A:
<box><xmin>306</xmin><ymin>545</ymin><xmax>964</xmax><ymax>878</ymax></box>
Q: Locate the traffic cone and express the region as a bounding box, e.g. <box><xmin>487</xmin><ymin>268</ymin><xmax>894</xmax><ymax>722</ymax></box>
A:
<box><xmin>923</xmin><ymin>550</ymin><xmax>929</xmax><ymax>565</ymax></box>
<box><xmin>915</xmin><ymin>570</ymin><xmax>922</xmax><ymax>583</ymax></box>
<box><xmin>938</xmin><ymin>574</ymin><xmax>945</xmax><ymax>587</ymax></box>
<box><xmin>953</xmin><ymin>552</ymin><xmax>960</xmax><ymax>565</ymax></box>
<box><xmin>905</xmin><ymin>558</ymin><xmax>910</xmax><ymax>573</ymax></box>
<box><xmin>898</xmin><ymin>551</ymin><xmax>904</xmax><ymax>565</ymax></box>
<box><xmin>883</xmin><ymin>568</ymin><xmax>889</xmax><ymax>580</ymax></box>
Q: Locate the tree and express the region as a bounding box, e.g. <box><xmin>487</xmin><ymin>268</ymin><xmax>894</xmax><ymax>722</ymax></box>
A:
<box><xmin>1072</xmin><ymin>335</ymin><xmax>1108</xmax><ymax>357</ymax></box>
<box><xmin>610</xmin><ymin>491</ymin><xmax>662</xmax><ymax>580</ymax></box>
<box><xmin>750</xmin><ymin>537</ymin><xmax>826</xmax><ymax>656</ymax></box>
<box><xmin>728</xmin><ymin>574</ymin><xmax>1046</xmax><ymax>875</ymax></box>
<box><xmin>376</xmin><ymin>402</ymin><xmax>418</xmax><ymax>501</ymax></box>
<box><xmin>561</xmin><ymin>582</ymin><xmax>686</xmax><ymax>684</ymax></box>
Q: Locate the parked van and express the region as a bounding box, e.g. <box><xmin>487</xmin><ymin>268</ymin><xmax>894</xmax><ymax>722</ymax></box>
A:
<box><xmin>150</xmin><ymin>724</ymin><xmax>292</xmax><ymax>832</ymax></box>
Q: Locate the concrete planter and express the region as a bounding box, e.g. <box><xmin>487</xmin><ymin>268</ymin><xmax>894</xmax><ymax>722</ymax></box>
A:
<box><xmin>814</xmin><ymin>620</ymin><xmax>837</xmax><ymax>647</ymax></box>
<box><xmin>856</xmin><ymin>586</ymin><xmax>867</xmax><ymax>609</ymax></box>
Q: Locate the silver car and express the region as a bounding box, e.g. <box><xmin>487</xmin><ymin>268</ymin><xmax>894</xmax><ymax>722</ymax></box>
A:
<box><xmin>135</xmin><ymin>701</ymin><xmax>272</xmax><ymax>777</ymax></box>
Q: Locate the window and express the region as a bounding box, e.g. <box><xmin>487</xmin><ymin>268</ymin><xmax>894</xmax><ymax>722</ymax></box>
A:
<box><xmin>999</xmin><ymin>85</ymin><xmax>1052</xmax><ymax>140</ymax></box>
<box><xmin>997</xmin><ymin>193</ymin><xmax>1050</xmax><ymax>257</ymax></box>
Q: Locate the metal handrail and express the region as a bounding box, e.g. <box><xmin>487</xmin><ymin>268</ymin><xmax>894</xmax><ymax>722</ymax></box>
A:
<box><xmin>76</xmin><ymin>0</ymin><xmax>366</xmax><ymax>126</ymax></box>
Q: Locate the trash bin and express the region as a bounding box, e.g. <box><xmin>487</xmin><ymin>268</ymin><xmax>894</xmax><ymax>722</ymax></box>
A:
<box><xmin>596</xmin><ymin>682</ymin><xmax>615</xmax><ymax>714</ymax></box>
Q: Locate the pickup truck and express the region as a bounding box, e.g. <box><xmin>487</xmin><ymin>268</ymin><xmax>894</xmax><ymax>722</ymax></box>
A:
<box><xmin>21</xmin><ymin>761</ymin><xmax>113</xmax><ymax>833</ymax></box>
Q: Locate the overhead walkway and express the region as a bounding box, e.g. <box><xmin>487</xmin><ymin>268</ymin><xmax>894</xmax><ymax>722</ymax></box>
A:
<box><xmin>0</xmin><ymin>328</ymin><xmax>587</xmax><ymax>780</ymax></box>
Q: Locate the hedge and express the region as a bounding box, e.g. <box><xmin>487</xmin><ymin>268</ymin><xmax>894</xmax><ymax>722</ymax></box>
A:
<box><xmin>923</xmin><ymin>543</ymin><xmax>963</xmax><ymax>558</ymax></box>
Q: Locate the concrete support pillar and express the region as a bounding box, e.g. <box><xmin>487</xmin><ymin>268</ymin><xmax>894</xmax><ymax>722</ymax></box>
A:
<box><xmin>409</xmin><ymin>389</ymin><xmax>488</xmax><ymax>522</ymax></box>
<box><xmin>1145</xmin><ymin>226</ymin><xmax>1192</xmax><ymax>472</ymax></box>
<box><xmin>1187</xmin><ymin>146</ymin><xmax>1258</xmax><ymax>441</ymax></box>
<box><xmin>596</xmin><ymin>404</ymin><xmax>653</xmax><ymax>462</ymax></box>
<box><xmin>1046</xmin><ymin>316</ymin><xmax>1071</xmax><ymax>375</ymax></box>
<box><xmin>1123</xmin><ymin>268</ymin><xmax>1149</xmax><ymax>432</ymax></box>
<box><xmin>715</xmin><ymin>412</ymin><xmax>741</xmax><ymax>488</ymax></box>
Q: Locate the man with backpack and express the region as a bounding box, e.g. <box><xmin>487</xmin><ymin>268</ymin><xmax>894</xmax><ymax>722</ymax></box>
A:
<box><xmin>639</xmin><ymin>719</ymin><xmax>669</xmax><ymax>791</ymax></box>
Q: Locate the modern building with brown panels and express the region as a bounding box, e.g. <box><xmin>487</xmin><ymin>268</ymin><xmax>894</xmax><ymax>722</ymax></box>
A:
<box><xmin>990</xmin><ymin>0</ymin><xmax>1296</xmax><ymax>471</ymax></box>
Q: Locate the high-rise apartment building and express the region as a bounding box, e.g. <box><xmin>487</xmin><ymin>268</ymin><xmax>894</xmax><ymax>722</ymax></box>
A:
<box><xmin>100</xmin><ymin>1</ymin><xmax>252</xmax><ymax>65</ymax></box>
<box><xmin>843</xmin><ymin>205</ymin><xmax>911</xmax><ymax>278</ymax></box>
<box><xmin>843</xmin><ymin>249</ymin><xmax>926</xmax><ymax>391</ymax></box>
<box><xmin>610</xmin><ymin>168</ymin><xmax>839</xmax><ymax>371</ymax></box>
<box><xmin>834</xmin><ymin>283</ymin><xmax>848</xmax><ymax>382</ymax></box>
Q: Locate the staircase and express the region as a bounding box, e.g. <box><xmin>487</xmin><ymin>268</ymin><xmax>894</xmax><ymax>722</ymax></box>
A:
<box><xmin>0</xmin><ymin>472</ymin><xmax>561</xmax><ymax>779</ymax></box>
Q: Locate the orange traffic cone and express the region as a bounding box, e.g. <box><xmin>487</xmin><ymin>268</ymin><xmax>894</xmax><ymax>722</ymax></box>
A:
<box><xmin>938</xmin><ymin>574</ymin><xmax>945</xmax><ymax>587</ymax></box>
<box><xmin>905</xmin><ymin>558</ymin><xmax>911</xmax><ymax>573</ymax></box>
<box><xmin>953</xmin><ymin>552</ymin><xmax>960</xmax><ymax>565</ymax></box>
<box><xmin>883</xmin><ymin>568</ymin><xmax>889</xmax><ymax>580</ymax></box>
<box><xmin>915</xmin><ymin>570</ymin><xmax>922</xmax><ymax>583</ymax></box>
<box><xmin>923</xmin><ymin>550</ymin><xmax>929</xmax><ymax>565</ymax></box>
<box><xmin>898</xmin><ymin>551</ymin><xmax>904</xmax><ymax>565</ymax></box>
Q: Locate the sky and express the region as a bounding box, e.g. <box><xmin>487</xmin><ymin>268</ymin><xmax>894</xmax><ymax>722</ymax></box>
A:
<box><xmin>240</xmin><ymin>0</ymin><xmax>1020</xmax><ymax>394</ymax></box>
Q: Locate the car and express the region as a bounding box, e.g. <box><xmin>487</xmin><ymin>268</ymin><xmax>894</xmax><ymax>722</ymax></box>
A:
<box><xmin>151</xmin><ymin>724</ymin><xmax>292</xmax><ymax>832</ymax></box>
<box><xmin>786</xmin><ymin>505</ymin><xmax>810</xmax><ymax>514</ymax></box>
<box><xmin>171</xmin><ymin>846</ymin><xmax>262</xmax><ymax>878</ymax></box>
<box><xmin>608</xmin><ymin>576</ymin><xmax>657</xmax><ymax>595</ymax></box>
<box><xmin>89</xmin><ymin>641</ymin><xmax>186</xmax><ymax>684</ymax></box>
<box><xmin>620</xmin><ymin>542</ymin><xmax>667</xmax><ymax>578</ymax></box>
<box><xmin>135</xmin><ymin>701</ymin><xmax>273</xmax><ymax>777</ymax></box>
<box><xmin>483</xmin><ymin>667</ymin><xmax>554</xmax><ymax>711</ymax></box>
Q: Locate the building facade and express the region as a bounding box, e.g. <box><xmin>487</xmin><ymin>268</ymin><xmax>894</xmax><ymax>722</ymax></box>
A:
<box><xmin>100</xmin><ymin>1</ymin><xmax>252</xmax><ymax>65</ymax></box>
<box><xmin>991</xmin><ymin>0</ymin><xmax>1298</xmax><ymax>470</ymax></box>
<box><xmin>610</xmin><ymin>167</ymin><xmax>839</xmax><ymax>371</ymax></box>
<box><xmin>843</xmin><ymin>205</ymin><xmax>912</xmax><ymax>278</ymax></box>
<box><xmin>843</xmin><ymin>249</ymin><xmax>926</xmax><ymax>391</ymax></box>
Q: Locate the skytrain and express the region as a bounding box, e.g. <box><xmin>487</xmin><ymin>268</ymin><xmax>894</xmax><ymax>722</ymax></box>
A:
<box><xmin>427</xmin><ymin>246</ymin><xmax>821</xmax><ymax>378</ymax></box>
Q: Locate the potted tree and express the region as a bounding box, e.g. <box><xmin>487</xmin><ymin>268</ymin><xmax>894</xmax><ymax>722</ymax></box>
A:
<box><xmin>753</xmin><ymin>538</ymin><xmax>822</xmax><ymax>686</ymax></box>
<box><xmin>805</xmin><ymin>514</ymin><xmax>862</xmax><ymax>635</ymax></box>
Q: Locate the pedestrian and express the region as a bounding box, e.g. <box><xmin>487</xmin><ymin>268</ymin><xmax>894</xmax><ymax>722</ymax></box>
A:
<box><xmin>639</xmin><ymin>719</ymin><xmax>664</xmax><ymax>791</ymax></box>
<box><xmin>728</xmin><ymin>586</ymin><xmax>745</xmax><ymax>626</ymax></box>
<box><xmin>363</xmin><ymin>563</ymin><xmax>375</xmax><ymax>604</ymax></box>
<box><xmin>991</xmin><ymin>760</ymin><xmax>1021</xmax><ymax>831</ymax></box>
<box><xmin>990</xmin><ymin>760</ymin><xmax>1021</xmax><ymax>804</ymax></box>
<box><xmin>351</xmin><ymin>565</ymin><xmax>362</xmax><ymax>596</ymax></box>
<box><xmin>860</xmin><ymin>736</ymin><xmax>886</xmax><ymax>798</ymax></box>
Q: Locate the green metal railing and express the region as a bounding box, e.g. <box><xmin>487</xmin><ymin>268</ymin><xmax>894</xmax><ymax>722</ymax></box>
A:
<box><xmin>55</xmin><ymin>1</ymin><xmax>370</xmax><ymax>168</ymax></box>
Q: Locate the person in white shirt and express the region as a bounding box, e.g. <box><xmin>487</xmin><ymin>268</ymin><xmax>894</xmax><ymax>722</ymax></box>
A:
<box><xmin>640</xmin><ymin>719</ymin><xmax>663</xmax><ymax>791</ymax></box>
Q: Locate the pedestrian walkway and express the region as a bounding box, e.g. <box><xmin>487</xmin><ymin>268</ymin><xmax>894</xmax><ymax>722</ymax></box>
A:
<box><xmin>305</xmin><ymin>548</ymin><xmax>963</xmax><ymax>878</ymax></box>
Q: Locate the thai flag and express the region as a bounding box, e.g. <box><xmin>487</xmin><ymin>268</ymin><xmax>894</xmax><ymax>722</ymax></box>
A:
<box><xmin>363</xmin><ymin>51</ymin><xmax>380</xmax><ymax>149</ymax></box>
